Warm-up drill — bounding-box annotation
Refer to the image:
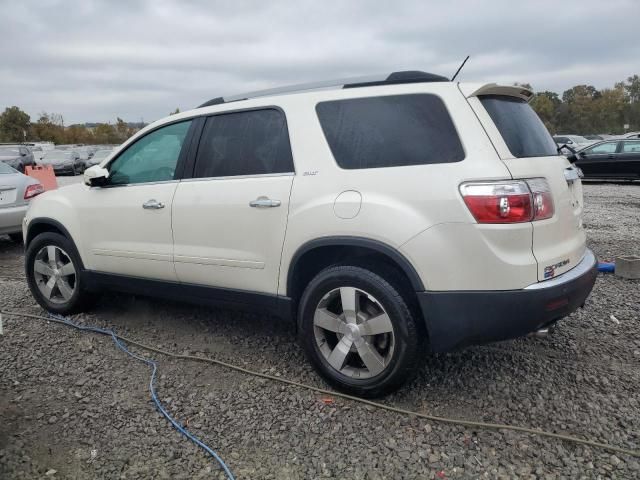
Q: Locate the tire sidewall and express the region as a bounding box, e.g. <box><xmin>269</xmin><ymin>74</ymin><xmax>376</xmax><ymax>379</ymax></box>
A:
<box><xmin>299</xmin><ymin>266</ymin><xmax>420</xmax><ymax>397</ymax></box>
<box><xmin>25</xmin><ymin>232</ymin><xmax>85</xmax><ymax>314</ymax></box>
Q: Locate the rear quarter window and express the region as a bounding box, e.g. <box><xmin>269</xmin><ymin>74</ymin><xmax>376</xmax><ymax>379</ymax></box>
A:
<box><xmin>316</xmin><ymin>94</ymin><xmax>465</xmax><ymax>169</ymax></box>
<box><xmin>480</xmin><ymin>95</ymin><xmax>557</xmax><ymax>158</ymax></box>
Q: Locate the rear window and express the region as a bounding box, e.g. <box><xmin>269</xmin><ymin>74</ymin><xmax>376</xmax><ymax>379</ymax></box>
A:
<box><xmin>316</xmin><ymin>94</ymin><xmax>465</xmax><ymax>169</ymax></box>
<box><xmin>480</xmin><ymin>95</ymin><xmax>557</xmax><ymax>158</ymax></box>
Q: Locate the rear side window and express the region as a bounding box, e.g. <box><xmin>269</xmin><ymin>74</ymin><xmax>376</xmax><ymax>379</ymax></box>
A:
<box><xmin>316</xmin><ymin>94</ymin><xmax>465</xmax><ymax>169</ymax></box>
<box><xmin>480</xmin><ymin>95</ymin><xmax>557</xmax><ymax>158</ymax></box>
<box><xmin>194</xmin><ymin>108</ymin><xmax>294</xmax><ymax>178</ymax></box>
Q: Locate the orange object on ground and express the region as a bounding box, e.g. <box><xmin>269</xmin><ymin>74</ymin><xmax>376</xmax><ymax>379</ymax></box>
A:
<box><xmin>25</xmin><ymin>165</ymin><xmax>58</xmax><ymax>191</ymax></box>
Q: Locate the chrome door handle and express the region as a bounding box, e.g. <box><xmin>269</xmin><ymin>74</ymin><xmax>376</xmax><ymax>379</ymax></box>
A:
<box><xmin>249</xmin><ymin>197</ymin><xmax>281</xmax><ymax>208</ymax></box>
<box><xmin>142</xmin><ymin>199</ymin><xmax>165</xmax><ymax>209</ymax></box>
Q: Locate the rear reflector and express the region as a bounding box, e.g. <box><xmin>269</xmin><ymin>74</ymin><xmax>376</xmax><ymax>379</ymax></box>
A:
<box><xmin>24</xmin><ymin>183</ymin><xmax>45</xmax><ymax>199</ymax></box>
<box><xmin>460</xmin><ymin>179</ymin><xmax>554</xmax><ymax>224</ymax></box>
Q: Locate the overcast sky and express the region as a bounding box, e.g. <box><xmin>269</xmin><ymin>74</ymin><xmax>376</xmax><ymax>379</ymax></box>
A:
<box><xmin>1</xmin><ymin>0</ymin><xmax>638</xmax><ymax>124</ymax></box>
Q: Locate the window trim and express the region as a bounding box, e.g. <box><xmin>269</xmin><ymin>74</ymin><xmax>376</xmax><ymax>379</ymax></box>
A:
<box><xmin>100</xmin><ymin>117</ymin><xmax>198</xmax><ymax>188</ymax></box>
<box><xmin>186</xmin><ymin>105</ymin><xmax>296</xmax><ymax>180</ymax></box>
<box><xmin>315</xmin><ymin>93</ymin><xmax>466</xmax><ymax>171</ymax></box>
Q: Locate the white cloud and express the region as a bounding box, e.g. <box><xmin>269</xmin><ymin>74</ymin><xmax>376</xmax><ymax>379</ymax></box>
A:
<box><xmin>0</xmin><ymin>0</ymin><xmax>637</xmax><ymax>123</ymax></box>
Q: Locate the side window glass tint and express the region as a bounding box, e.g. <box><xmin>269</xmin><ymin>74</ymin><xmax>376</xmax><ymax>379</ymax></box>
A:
<box><xmin>622</xmin><ymin>141</ymin><xmax>640</xmax><ymax>153</ymax></box>
<box><xmin>108</xmin><ymin>121</ymin><xmax>192</xmax><ymax>185</ymax></box>
<box><xmin>194</xmin><ymin>109</ymin><xmax>294</xmax><ymax>178</ymax></box>
<box><xmin>586</xmin><ymin>142</ymin><xmax>617</xmax><ymax>154</ymax></box>
<box><xmin>316</xmin><ymin>94</ymin><xmax>465</xmax><ymax>169</ymax></box>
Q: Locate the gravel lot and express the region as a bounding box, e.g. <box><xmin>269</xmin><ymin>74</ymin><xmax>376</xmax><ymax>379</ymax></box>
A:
<box><xmin>1</xmin><ymin>181</ymin><xmax>639</xmax><ymax>479</ymax></box>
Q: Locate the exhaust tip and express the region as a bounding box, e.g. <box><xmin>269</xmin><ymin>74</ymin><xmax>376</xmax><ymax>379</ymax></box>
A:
<box><xmin>529</xmin><ymin>328</ymin><xmax>550</xmax><ymax>338</ymax></box>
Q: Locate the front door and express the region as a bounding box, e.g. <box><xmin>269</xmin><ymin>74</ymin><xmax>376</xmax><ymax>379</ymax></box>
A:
<box><xmin>577</xmin><ymin>141</ymin><xmax>619</xmax><ymax>177</ymax></box>
<box><xmin>172</xmin><ymin>108</ymin><xmax>295</xmax><ymax>294</ymax></box>
<box><xmin>76</xmin><ymin>120</ymin><xmax>193</xmax><ymax>281</ymax></box>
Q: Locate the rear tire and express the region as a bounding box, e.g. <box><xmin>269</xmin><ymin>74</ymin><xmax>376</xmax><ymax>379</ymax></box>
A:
<box><xmin>25</xmin><ymin>232</ymin><xmax>97</xmax><ymax>314</ymax></box>
<box><xmin>298</xmin><ymin>265</ymin><xmax>423</xmax><ymax>398</ymax></box>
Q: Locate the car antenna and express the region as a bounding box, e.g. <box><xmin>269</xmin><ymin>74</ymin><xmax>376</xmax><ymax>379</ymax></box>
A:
<box><xmin>451</xmin><ymin>55</ymin><xmax>470</xmax><ymax>82</ymax></box>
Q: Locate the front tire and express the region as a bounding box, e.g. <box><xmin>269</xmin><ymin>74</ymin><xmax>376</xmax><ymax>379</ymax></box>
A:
<box><xmin>299</xmin><ymin>265</ymin><xmax>423</xmax><ymax>398</ymax></box>
<box><xmin>25</xmin><ymin>232</ymin><xmax>96</xmax><ymax>314</ymax></box>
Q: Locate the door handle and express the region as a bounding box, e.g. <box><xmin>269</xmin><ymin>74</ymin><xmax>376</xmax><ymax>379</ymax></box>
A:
<box><xmin>142</xmin><ymin>199</ymin><xmax>165</xmax><ymax>209</ymax></box>
<box><xmin>249</xmin><ymin>196</ymin><xmax>281</xmax><ymax>208</ymax></box>
<box><xmin>607</xmin><ymin>154</ymin><xmax>615</xmax><ymax>159</ymax></box>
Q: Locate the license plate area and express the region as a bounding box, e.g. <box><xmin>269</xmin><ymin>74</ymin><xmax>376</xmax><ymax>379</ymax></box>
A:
<box><xmin>0</xmin><ymin>187</ymin><xmax>17</xmax><ymax>205</ymax></box>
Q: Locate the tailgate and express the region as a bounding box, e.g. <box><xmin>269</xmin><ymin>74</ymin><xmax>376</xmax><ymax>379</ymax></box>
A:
<box><xmin>461</xmin><ymin>84</ymin><xmax>587</xmax><ymax>281</ymax></box>
<box><xmin>503</xmin><ymin>157</ymin><xmax>586</xmax><ymax>280</ymax></box>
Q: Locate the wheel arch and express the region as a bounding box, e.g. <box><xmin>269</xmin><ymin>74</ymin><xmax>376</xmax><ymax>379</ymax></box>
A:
<box><xmin>25</xmin><ymin>218</ymin><xmax>86</xmax><ymax>270</ymax></box>
<box><xmin>287</xmin><ymin>237</ymin><xmax>425</xmax><ymax>315</ymax></box>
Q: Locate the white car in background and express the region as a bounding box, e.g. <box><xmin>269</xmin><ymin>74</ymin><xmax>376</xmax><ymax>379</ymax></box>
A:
<box><xmin>0</xmin><ymin>162</ymin><xmax>44</xmax><ymax>242</ymax></box>
<box><xmin>553</xmin><ymin>135</ymin><xmax>595</xmax><ymax>150</ymax></box>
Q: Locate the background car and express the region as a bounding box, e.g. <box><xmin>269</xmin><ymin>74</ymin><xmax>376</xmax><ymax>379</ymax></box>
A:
<box><xmin>574</xmin><ymin>139</ymin><xmax>640</xmax><ymax>180</ymax></box>
<box><xmin>553</xmin><ymin>135</ymin><xmax>595</xmax><ymax>150</ymax></box>
<box><xmin>0</xmin><ymin>145</ymin><xmax>36</xmax><ymax>172</ymax></box>
<box><xmin>621</xmin><ymin>131</ymin><xmax>640</xmax><ymax>139</ymax></box>
<box><xmin>39</xmin><ymin>150</ymin><xmax>84</xmax><ymax>175</ymax></box>
<box><xmin>85</xmin><ymin>148</ymin><xmax>114</xmax><ymax>167</ymax></box>
<box><xmin>0</xmin><ymin>161</ymin><xmax>44</xmax><ymax>242</ymax></box>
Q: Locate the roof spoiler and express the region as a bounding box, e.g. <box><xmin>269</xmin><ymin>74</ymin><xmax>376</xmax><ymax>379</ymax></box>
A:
<box><xmin>465</xmin><ymin>83</ymin><xmax>534</xmax><ymax>102</ymax></box>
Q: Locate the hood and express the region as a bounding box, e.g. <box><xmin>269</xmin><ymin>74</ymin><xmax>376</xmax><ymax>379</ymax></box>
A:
<box><xmin>0</xmin><ymin>155</ymin><xmax>20</xmax><ymax>161</ymax></box>
<box><xmin>41</xmin><ymin>157</ymin><xmax>72</xmax><ymax>164</ymax></box>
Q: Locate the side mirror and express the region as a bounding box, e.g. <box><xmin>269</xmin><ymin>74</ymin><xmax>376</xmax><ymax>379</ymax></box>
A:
<box><xmin>84</xmin><ymin>165</ymin><xmax>109</xmax><ymax>187</ymax></box>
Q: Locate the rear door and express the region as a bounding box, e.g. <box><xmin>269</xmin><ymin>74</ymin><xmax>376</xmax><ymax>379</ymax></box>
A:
<box><xmin>172</xmin><ymin>108</ymin><xmax>295</xmax><ymax>294</ymax></box>
<box><xmin>576</xmin><ymin>141</ymin><xmax>620</xmax><ymax>177</ymax></box>
<box><xmin>462</xmin><ymin>85</ymin><xmax>586</xmax><ymax>281</ymax></box>
<box><xmin>617</xmin><ymin>140</ymin><xmax>640</xmax><ymax>178</ymax></box>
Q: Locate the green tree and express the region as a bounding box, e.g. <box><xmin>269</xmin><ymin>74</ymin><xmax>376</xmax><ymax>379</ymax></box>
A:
<box><xmin>169</xmin><ymin>108</ymin><xmax>180</xmax><ymax>115</ymax></box>
<box><xmin>30</xmin><ymin>112</ymin><xmax>66</xmax><ymax>144</ymax></box>
<box><xmin>0</xmin><ymin>106</ymin><xmax>31</xmax><ymax>142</ymax></box>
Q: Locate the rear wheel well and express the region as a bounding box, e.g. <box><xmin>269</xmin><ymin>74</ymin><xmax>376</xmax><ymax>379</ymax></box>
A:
<box><xmin>288</xmin><ymin>245</ymin><xmax>425</xmax><ymax>333</ymax></box>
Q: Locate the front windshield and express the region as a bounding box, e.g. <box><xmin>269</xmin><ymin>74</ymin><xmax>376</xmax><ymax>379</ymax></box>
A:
<box><xmin>0</xmin><ymin>162</ymin><xmax>17</xmax><ymax>174</ymax></box>
<box><xmin>44</xmin><ymin>151</ymin><xmax>71</xmax><ymax>160</ymax></box>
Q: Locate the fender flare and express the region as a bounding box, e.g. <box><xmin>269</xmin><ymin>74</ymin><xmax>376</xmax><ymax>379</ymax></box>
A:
<box><xmin>26</xmin><ymin>217</ymin><xmax>86</xmax><ymax>270</ymax></box>
<box><xmin>287</xmin><ymin>236</ymin><xmax>425</xmax><ymax>296</ymax></box>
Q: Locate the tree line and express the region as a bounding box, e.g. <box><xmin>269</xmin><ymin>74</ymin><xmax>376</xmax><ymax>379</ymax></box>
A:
<box><xmin>520</xmin><ymin>74</ymin><xmax>639</xmax><ymax>135</ymax></box>
<box><xmin>0</xmin><ymin>109</ymin><xmax>143</xmax><ymax>145</ymax></box>
<box><xmin>0</xmin><ymin>75</ymin><xmax>638</xmax><ymax>143</ymax></box>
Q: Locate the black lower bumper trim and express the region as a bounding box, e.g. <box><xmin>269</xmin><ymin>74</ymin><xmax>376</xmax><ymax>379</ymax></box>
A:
<box><xmin>418</xmin><ymin>256</ymin><xmax>598</xmax><ymax>353</ymax></box>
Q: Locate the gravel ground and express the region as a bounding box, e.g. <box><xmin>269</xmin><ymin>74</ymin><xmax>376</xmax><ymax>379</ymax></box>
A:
<box><xmin>1</xmin><ymin>182</ymin><xmax>639</xmax><ymax>479</ymax></box>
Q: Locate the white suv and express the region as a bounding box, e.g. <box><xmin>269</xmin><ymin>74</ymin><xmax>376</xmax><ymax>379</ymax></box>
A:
<box><xmin>23</xmin><ymin>71</ymin><xmax>597</xmax><ymax>397</ymax></box>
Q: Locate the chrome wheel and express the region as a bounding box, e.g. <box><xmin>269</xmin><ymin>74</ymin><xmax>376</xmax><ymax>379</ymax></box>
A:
<box><xmin>313</xmin><ymin>287</ymin><xmax>395</xmax><ymax>379</ymax></box>
<box><xmin>33</xmin><ymin>245</ymin><xmax>77</xmax><ymax>304</ymax></box>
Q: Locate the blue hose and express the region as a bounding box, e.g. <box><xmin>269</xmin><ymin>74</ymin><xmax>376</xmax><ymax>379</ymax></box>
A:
<box><xmin>48</xmin><ymin>313</ymin><xmax>235</xmax><ymax>480</ymax></box>
<box><xmin>597</xmin><ymin>262</ymin><xmax>615</xmax><ymax>273</ymax></box>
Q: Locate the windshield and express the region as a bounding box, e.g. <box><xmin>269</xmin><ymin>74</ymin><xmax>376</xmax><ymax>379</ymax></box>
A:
<box><xmin>0</xmin><ymin>147</ymin><xmax>21</xmax><ymax>156</ymax></box>
<box><xmin>480</xmin><ymin>95</ymin><xmax>558</xmax><ymax>158</ymax></box>
<box><xmin>43</xmin><ymin>151</ymin><xmax>71</xmax><ymax>160</ymax></box>
<box><xmin>0</xmin><ymin>162</ymin><xmax>17</xmax><ymax>174</ymax></box>
<box><xmin>92</xmin><ymin>150</ymin><xmax>112</xmax><ymax>160</ymax></box>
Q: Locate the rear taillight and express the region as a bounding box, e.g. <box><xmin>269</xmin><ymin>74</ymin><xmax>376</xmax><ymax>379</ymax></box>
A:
<box><xmin>526</xmin><ymin>178</ymin><xmax>555</xmax><ymax>220</ymax></box>
<box><xmin>460</xmin><ymin>179</ymin><xmax>554</xmax><ymax>224</ymax></box>
<box><xmin>24</xmin><ymin>183</ymin><xmax>44</xmax><ymax>199</ymax></box>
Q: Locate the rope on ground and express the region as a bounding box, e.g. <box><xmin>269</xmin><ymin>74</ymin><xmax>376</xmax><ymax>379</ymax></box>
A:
<box><xmin>2</xmin><ymin>309</ymin><xmax>639</xmax><ymax>460</ymax></box>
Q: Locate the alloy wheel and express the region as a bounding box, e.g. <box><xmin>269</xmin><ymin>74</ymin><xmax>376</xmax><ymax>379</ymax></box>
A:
<box><xmin>313</xmin><ymin>287</ymin><xmax>395</xmax><ymax>379</ymax></box>
<box><xmin>33</xmin><ymin>245</ymin><xmax>77</xmax><ymax>304</ymax></box>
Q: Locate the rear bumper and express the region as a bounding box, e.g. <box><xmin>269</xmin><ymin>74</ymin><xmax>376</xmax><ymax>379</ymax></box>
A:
<box><xmin>0</xmin><ymin>204</ymin><xmax>29</xmax><ymax>235</ymax></box>
<box><xmin>417</xmin><ymin>249</ymin><xmax>598</xmax><ymax>352</ymax></box>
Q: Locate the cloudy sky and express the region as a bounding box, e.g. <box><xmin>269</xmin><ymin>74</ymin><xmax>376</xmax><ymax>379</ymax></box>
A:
<box><xmin>1</xmin><ymin>0</ymin><xmax>638</xmax><ymax>124</ymax></box>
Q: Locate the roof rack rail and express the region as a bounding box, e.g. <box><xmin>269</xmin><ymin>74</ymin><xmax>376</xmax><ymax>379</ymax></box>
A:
<box><xmin>197</xmin><ymin>70</ymin><xmax>449</xmax><ymax>108</ymax></box>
